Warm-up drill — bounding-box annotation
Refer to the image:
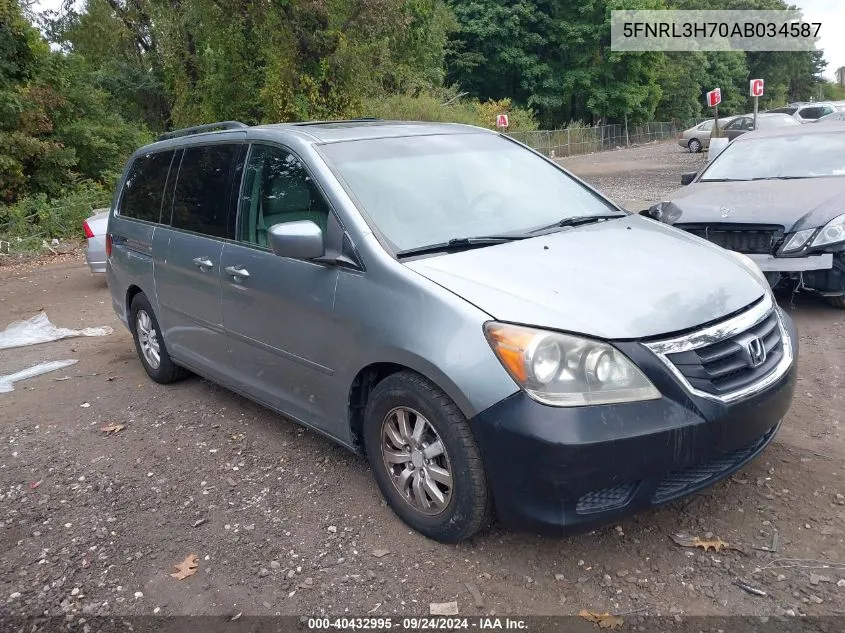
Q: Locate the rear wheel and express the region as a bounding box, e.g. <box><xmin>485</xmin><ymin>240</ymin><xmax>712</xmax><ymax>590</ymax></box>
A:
<box><xmin>688</xmin><ymin>138</ymin><xmax>702</xmax><ymax>153</ymax></box>
<box><xmin>827</xmin><ymin>295</ymin><xmax>845</xmax><ymax>309</ymax></box>
<box><xmin>129</xmin><ymin>293</ymin><xmax>189</xmax><ymax>383</ymax></box>
<box><xmin>362</xmin><ymin>371</ymin><xmax>493</xmax><ymax>543</ymax></box>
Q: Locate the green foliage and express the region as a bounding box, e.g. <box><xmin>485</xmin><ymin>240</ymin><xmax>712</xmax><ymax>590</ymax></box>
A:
<box><xmin>821</xmin><ymin>81</ymin><xmax>845</xmax><ymax>102</ymax></box>
<box><xmin>0</xmin><ymin>0</ymin><xmax>150</xmax><ymax>209</ymax></box>
<box><xmin>356</xmin><ymin>90</ymin><xmax>537</xmax><ymax>129</ymax></box>
<box><xmin>0</xmin><ymin>181</ymin><xmax>111</xmax><ymax>240</ymax></box>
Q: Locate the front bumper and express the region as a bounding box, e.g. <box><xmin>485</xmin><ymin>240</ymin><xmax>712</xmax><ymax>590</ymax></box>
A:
<box><xmin>470</xmin><ymin>310</ymin><xmax>797</xmax><ymax>534</ymax></box>
<box><xmin>746</xmin><ymin>252</ymin><xmax>832</xmax><ymax>273</ymax></box>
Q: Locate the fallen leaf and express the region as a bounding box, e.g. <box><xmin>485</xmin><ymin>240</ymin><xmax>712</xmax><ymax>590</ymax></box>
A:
<box><xmin>579</xmin><ymin>610</ymin><xmax>624</xmax><ymax>629</ymax></box>
<box><xmin>371</xmin><ymin>549</ymin><xmax>391</xmax><ymax>558</ymax></box>
<box><xmin>80</xmin><ymin>402</ymin><xmax>91</xmax><ymax>408</ymax></box>
<box><xmin>100</xmin><ymin>424</ymin><xmax>125</xmax><ymax>435</ymax></box>
<box><xmin>29</xmin><ymin>480</ymin><xmax>42</xmax><ymax>489</ymax></box>
<box><xmin>671</xmin><ymin>532</ymin><xmax>730</xmax><ymax>552</ymax></box>
<box><xmin>170</xmin><ymin>554</ymin><xmax>199</xmax><ymax>580</ymax></box>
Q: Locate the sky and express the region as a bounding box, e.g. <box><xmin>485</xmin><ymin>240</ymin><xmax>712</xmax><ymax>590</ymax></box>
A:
<box><xmin>30</xmin><ymin>0</ymin><xmax>845</xmax><ymax>79</ymax></box>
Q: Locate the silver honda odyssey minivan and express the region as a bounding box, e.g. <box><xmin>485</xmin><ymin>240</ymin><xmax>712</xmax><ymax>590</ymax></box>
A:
<box><xmin>106</xmin><ymin>119</ymin><xmax>797</xmax><ymax>542</ymax></box>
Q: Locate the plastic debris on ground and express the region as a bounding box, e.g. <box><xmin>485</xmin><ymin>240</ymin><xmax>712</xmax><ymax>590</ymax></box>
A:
<box><xmin>0</xmin><ymin>359</ymin><xmax>78</xmax><ymax>393</ymax></box>
<box><xmin>0</xmin><ymin>312</ymin><xmax>113</xmax><ymax>350</ymax></box>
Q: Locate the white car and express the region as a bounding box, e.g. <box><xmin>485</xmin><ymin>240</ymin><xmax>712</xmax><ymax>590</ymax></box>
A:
<box><xmin>768</xmin><ymin>103</ymin><xmax>838</xmax><ymax>123</ymax></box>
<box><xmin>83</xmin><ymin>208</ymin><xmax>109</xmax><ymax>273</ymax></box>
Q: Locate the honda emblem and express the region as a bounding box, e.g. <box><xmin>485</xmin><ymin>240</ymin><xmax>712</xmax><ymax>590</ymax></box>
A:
<box><xmin>744</xmin><ymin>337</ymin><xmax>767</xmax><ymax>368</ymax></box>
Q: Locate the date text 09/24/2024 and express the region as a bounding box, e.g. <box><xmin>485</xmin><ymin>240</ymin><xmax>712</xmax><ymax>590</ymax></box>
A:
<box><xmin>307</xmin><ymin>617</ymin><xmax>528</xmax><ymax>630</ymax></box>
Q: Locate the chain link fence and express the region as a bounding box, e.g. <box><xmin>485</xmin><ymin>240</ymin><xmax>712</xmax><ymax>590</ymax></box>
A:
<box><xmin>505</xmin><ymin>122</ymin><xmax>681</xmax><ymax>158</ymax></box>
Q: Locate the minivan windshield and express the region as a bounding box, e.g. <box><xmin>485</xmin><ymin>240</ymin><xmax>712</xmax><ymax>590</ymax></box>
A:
<box><xmin>320</xmin><ymin>133</ymin><xmax>623</xmax><ymax>252</ymax></box>
<box><xmin>699</xmin><ymin>132</ymin><xmax>845</xmax><ymax>182</ymax></box>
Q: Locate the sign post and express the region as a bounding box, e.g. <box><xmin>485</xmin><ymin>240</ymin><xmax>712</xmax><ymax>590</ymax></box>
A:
<box><xmin>496</xmin><ymin>114</ymin><xmax>509</xmax><ymax>129</ymax></box>
<box><xmin>750</xmin><ymin>79</ymin><xmax>764</xmax><ymax>129</ymax></box>
<box><xmin>706</xmin><ymin>88</ymin><xmax>722</xmax><ymax>137</ymax></box>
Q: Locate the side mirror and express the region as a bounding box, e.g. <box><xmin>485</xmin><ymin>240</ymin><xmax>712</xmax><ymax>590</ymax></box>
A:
<box><xmin>680</xmin><ymin>172</ymin><xmax>697</xmax><ymax>185</ymax></box>
<box><xmin>267</xmin><ymin>220</ymin><xmax>325</xmax><ymax>260</ymax></box>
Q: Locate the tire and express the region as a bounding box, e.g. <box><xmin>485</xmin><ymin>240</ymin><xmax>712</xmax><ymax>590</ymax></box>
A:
<box><xmin>688</xmin><ymin>138</ymin><xmax>702</xmax><ymax>153</ymax></box>
<box><xmin>129</xmin><ymin>293</ymin><xmax>189</xmax><ymax>384</ymax></box>
<box><xmin>362</xmin><ymin>371</ymin><xmax>493</xmax><ymax>543</ymax></box>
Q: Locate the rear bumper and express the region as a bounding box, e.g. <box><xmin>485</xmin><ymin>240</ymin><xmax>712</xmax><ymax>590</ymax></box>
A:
<box><xmin>85</xmin><ymin>237</ymin><xmax>106</xmax><ymax>273</ymax></box>
<box><xmin>470</xmin><ymin>310</ymin><xmax>797</xmax><ymax>534</ymax></box>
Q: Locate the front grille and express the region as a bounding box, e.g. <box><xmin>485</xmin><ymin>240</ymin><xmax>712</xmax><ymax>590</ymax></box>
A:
<box><xmin>665</xmin><ymin>309</ymin><xmax>784</xmax><ymax>396</ymax></box>
<box><xmin>651</xmin><ymin>426</ymin><xmax>775</xmax><ymax>503</ymax></box>
<box><xmin>675</xmin><ymin>224</ymin><xmax>783</xmax><ymax>255</ymax></box>
<box><xmin>575</xmin><ymin>483</ymin><xmax>637</xmax><ymax>515</ymax></box>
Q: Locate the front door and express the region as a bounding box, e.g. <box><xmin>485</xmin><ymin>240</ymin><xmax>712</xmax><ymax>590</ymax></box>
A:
<box><xmin>154</xmin><ymin>143</ymin><xmax>241</xmax><ymax>376</ymax></box>
<box><xmin>220</xmin><ymin>144</ymin><xmax>340</xmax><ymax>431</ymax></box>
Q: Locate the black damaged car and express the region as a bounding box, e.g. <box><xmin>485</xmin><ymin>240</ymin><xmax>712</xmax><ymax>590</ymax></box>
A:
<box><xmin>647</xmin><ymin>121</ymin><xmax>845</xmax><ymax>308</ymax></box>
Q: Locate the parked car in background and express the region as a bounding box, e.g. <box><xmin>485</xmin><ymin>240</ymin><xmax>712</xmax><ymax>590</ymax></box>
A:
<box><xmin>648</xmin><ymin>121</ymin><xmax>845</xmax><ymax>308</ymax></box>
<box><xmin>83</xmin><ymin>208</ymin><xmax>109</xmax><ymax>273</ymax></box>
<box><xmin>767</xmin><ymin>103</ymin><xmax>838</xmax><ymax>123</ymax></box>
<box><xmin>105</xmin><ymin>119</ymin><xmax>796</xmax><ymax>542</ymax></box>
<box><xmin>722</xmin><ymin>113</ymin><xmax>800</xmax><ymax>140</ymax></box>
<box><xmin>815</xmin><ymin>110</ymin><xmax>845</xmax><ymax>123</ymax></box>
<box><xmin>677</xmin><ymin>116</ymin><xmax>737</xmax><ymax>153</ymax></box>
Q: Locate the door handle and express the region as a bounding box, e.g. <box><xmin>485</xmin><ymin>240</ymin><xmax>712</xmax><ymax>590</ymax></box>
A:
<box><xmin>224</xmin><ymin>265</ymin><xmax>250</xmax><ymax>279</ymax></box>
<box><xmin>193</xmin><ymin>257</ymin><xmax>214</xmax><ymax>268</ymax></box>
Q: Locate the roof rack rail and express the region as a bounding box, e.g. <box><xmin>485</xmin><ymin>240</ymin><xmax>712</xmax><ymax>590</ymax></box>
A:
<box><xmin>157</xmin><ymin>121</ymin><xmax>248</xmax><ymax>141</ymax></box>
<box><xmin>291</xmin><ymin>117</ymin><xmax>383</xmax><ymax>127</ymax></box>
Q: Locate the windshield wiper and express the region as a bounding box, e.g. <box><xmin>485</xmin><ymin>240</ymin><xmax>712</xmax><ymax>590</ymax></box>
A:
<box><xmin>746</xmin><ymin>175</ymin><xmax>807</xmax><ymax>180</ymax></box>
<box><xmin>395</xmin><ymin>235</ymin><xmax>528</xmax><ymax>258</ymax></box>
<box><xmin>528</xmin><ymin>214</ymin><xmax>625</xmax><ymax>234</ymax></box>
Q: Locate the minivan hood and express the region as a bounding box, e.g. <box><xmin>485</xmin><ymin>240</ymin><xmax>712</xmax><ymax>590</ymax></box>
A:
<box><xmin>659</xmin><ymin>178</ymin><xmax>845</xmax><ymax>232</ymax></box>
<box><xmin>404</xmin><ymin>215</ymin><xmax>766</xmax><ymax>340</ymax></box>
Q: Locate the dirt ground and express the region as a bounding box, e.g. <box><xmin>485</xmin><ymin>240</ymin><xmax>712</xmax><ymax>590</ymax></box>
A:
<box><xmin>1</xmin><ymin>141</ymin><xmax>844</xmax><ymax>624</ymax></box>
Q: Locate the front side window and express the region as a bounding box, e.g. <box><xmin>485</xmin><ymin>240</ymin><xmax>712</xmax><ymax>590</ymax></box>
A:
<box><xmin>238</xmin><ymin>145</ymin><xmax>330</xmax><ymax>248</ymax></box>
<box><xmin>725</xmin><ymin>118</ymin><xmax>746</xmax><ymax>130</ymax></box>
<box><xmin>319</xmin><ymin>133</ymin><xmax>621</xmax><ymax>252</ymax></box>
<box><xmin>119</xmin><ymin>150</ymin><xmax>175</xmax><ymax>222</ymax></box>
<box><xmin>171</xmin><ymin>144</ymin><xmax>238</xmax><ymax>238</ymax></box>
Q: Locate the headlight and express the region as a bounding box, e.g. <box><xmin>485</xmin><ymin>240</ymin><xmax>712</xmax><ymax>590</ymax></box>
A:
<box><xmin>810</xmin><ymin>214</ymin><xmax>845</xmax><ymax>248</ymax></box>
<box><xmin>782</xmin><ymin>228</ymin><xmax>815</xmax><ymax>253</ymax></box>
<box><xmin>483</xmin><ymin>322</ymin><xmax>661</xmax><ymax>407</ymax></box>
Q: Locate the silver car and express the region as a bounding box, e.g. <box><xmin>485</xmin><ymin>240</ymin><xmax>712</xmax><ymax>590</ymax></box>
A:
<box><xmin>677</xmin><ymin>117</ymin><xmax>737</xmax><ymax>153</ymax></box>
<box><xmin>106</xmin><ymin>120</ymin><xmax>797</xmax><ymax>542</ymax></box>
<box><xmin>83</xmin><ymin>208</ymin><xmax>109</xmax><ymax>273</ymax></box>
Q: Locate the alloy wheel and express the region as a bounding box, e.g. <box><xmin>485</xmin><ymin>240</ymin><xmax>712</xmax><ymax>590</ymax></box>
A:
<box><xmin>135</xmin><ymin>309</ymin><xmax>161</xmax><ymax>370</ymax></box>
<box><xmin>380</xmin><ymin>406</ymin><xmax>453</xmax><ymax>515</ymax></box>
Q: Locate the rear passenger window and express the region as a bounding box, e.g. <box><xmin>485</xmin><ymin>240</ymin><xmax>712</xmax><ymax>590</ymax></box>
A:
<box><xmin>119</xmin><ymin>151</ymin><xmax>174</xmax><ymax>223</ymax></box>
<box><xmin>171</xmin><ymin>144</ymin><xmax>238</xmax><ymax>238</ymax></box>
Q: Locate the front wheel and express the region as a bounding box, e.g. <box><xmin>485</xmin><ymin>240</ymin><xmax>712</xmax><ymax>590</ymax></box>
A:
<box><xmin>363</xmin><ymin>371</ymin><xmax>493</xmax><ymax>543</ymax></box>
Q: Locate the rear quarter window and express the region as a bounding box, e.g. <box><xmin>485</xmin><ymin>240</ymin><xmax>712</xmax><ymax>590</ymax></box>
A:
<box><xmin>170</xmin><ymin>144</ymin><xmax>238</xmax><ymax>238</ymax></box>
<box><xmin>118</xmin><ymin>150</ymin><xmax>175</xmax><ymax>222</ymax></box>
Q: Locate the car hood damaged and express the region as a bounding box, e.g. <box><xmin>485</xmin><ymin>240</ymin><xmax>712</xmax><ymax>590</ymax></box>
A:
<box><xmin>404</xmin><ymin>215</ymin><xmax>766</xmax><ymax>340</ymax></box>
<box><xmin>652</xmin><ymin>178</ymin><xmax>845</xmax><ymax>232</ymax></box>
